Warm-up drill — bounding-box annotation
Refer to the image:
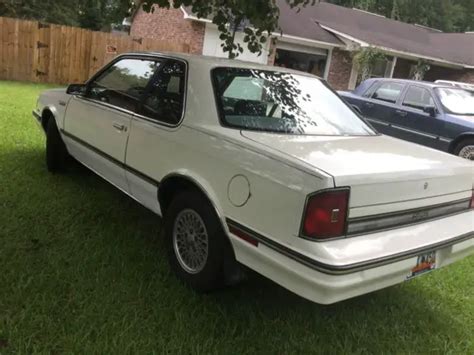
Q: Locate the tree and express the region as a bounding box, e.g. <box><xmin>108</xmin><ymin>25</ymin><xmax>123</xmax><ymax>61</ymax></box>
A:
<box><xmin>390</xmin><ymin>0</ymin><xmax>400</xmax><ymax>20</ymax></box>
<box><xmin>0</xmin><ymin>0</ymin><xmax>82</xmax><ymax>27</ymax></box>
<box><xmin>327</xmin><ymin>0</ymin><xmax>474</xmax><ymax>32</ymax></box>
<box><xmin>352</xmin><ymin>47</ymin><xmax>386</xmax><ymax>82</ymax></box>
<box><xmin>138</xmin><ymin>0</ymin><xmax>316</xmax><ymax>59</ymax></box>
<box><xmin>0</xmin><ymin>0</ymin><xmax>129</xmax><ymax>31</ymax></box>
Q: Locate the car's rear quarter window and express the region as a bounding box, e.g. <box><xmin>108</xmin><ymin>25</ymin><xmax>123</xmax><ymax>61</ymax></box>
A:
<box><xmin>211</xmin><ymin>67</ymin><xmax>376</xmax><ymax>136</ymax></box>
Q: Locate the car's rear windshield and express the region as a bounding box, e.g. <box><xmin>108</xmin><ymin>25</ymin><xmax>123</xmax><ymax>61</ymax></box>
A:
<box><xmin>211</xmin><ymin>67</ymin><xmax>376</xmax><ymax>136</ymax></box>
<box><xmin>435</xmin><ymin>87</ymin><xmax>474</xmax><ymax>115</ymax></box>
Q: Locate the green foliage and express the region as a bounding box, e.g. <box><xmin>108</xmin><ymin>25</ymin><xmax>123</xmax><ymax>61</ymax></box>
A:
<box><xmin>412</xmin><ymin>59</ymin><xmax>431</xmax><ymax>81</ymax></box>
<box><xmin>0</xmin><ymin>0</ymin><xmax>82</xmax><ymax>27</ymax></box>
<box><xmin>353</xmin><ymin>47</ymin><xmax>387</xmax><ymax>81</ymax></box>
<box><xmin>328</xmin><ymin>0</ymin><xmax>474</xmax><ymax>32</ymax></box>
<box><xmin>0</xmin><ymin>0</ymin><xmax>130</xmax><ymax>31</ymax></box>
<box><xmin>139</xmin><ymin>0</ymin><xmax>316</xmax><ymax>58</ymax></box>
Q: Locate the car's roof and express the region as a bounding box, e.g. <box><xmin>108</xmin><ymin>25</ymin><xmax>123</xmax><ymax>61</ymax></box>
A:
<box><xmin>120</xmin><ymin>51</ymin><xmax>319</xmax><ymax>78</ymax></box>
<box><xmin>363</xmin><ymin>77</ymin><xmax>452</xmax><ymax>89</ymax></box>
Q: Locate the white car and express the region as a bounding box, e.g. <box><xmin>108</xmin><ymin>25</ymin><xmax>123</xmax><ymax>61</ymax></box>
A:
<box><xmin>33</xmin><ymin>53</ymin><xmax>474</xmax><ymax>304</ymax></box>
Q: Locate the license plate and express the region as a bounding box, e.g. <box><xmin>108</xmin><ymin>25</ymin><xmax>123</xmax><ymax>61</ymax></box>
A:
<box><xmin>406</xmin><ymin>251</ymin><xmax>437</xmax><ymax>280</ymax></box>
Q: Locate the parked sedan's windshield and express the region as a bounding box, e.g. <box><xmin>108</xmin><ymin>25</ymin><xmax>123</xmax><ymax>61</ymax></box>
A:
<box><xmin>435</xmin><ymin>87</ymin><xmax>474</xmax><ymax>115</ymax></box>
<box><xmin>212</xmin><ymin>67</ymin><xmax>376</xmax><ymax>135</ymax></box>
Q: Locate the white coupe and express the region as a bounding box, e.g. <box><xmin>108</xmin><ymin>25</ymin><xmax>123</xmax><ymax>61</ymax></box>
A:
<box><xmin>33</xmin><ymin>53</ymin><xmax>474</xmax><ymax>304</ymax></box>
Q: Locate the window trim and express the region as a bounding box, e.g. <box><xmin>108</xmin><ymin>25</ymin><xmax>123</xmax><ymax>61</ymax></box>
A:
<box><xmin>83</xmin><ymin>54</ymin><xmax>189</xmax><ymax>128</ymax></box>
<box><xmin>370</xmin><ymin>81</ymin><xmax>405</xmax><ymax>104</ymax></box>
<box><xmin>401</xmin><ymin>84</ymin><xmax>437</xmax><ymax>113</ymax></box>
<box><xmin>210</xmin><ymin>66</ymin><xmax>378</xmax><ymax>136</ymax></box>
<box><xmin>362</xmin><ymin>80</ymin><xmax>379</xmax><ymax>98</ymax></box>
<box><xmin>134</xmin><ymin>58</ymin><xmax>188</xmax><ymax>127</ymax></box>
<box><xmin>85</xmin><ymin>55</ymin><xmax>162</xmax><ymax>112</ymax></box>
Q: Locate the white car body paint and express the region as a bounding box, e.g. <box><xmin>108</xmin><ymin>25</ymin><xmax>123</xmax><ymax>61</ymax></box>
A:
<box><xmin>33</xmin><ymin>52</ymin><xmax>474</xmax><ymax>304</ymax></box>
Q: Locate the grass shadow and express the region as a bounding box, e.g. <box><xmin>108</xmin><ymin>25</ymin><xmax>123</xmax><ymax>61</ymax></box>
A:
<box><xmin>2</xmin><ymin>145</ymin><xmax>472</xmax><ymax>353</ymax></box>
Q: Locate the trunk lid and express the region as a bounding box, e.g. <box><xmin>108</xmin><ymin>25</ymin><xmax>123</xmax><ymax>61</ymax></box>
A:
<box><xmin>242</xmin><ymin>132</ymin><xmax>473</xmax><ymax>209</ymax></box>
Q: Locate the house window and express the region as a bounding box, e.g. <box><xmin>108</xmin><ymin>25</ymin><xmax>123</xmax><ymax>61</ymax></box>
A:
<box><xmin>274</xmin><ymin>48</ymin><xmax>328</xmax><ymax>78</ymax></box>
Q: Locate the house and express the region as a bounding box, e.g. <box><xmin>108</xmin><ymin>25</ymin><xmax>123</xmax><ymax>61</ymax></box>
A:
<box><xmin>129</xmin><ymin>0</ymin><xmax>474</xmax><ymax>90</ymax></box>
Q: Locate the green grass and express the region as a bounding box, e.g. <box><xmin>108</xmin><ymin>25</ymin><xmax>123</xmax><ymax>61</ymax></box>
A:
<box><xmin>0</xmin><ymin>80</ymin><xmax>473</xmax><ymax>354</ymax></box>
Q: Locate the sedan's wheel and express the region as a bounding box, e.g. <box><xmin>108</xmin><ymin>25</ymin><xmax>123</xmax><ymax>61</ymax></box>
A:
<box><xmin>455</xmin><ymin>139</ymin><xmax>474</xmax><ymax>161</ymax></box>
<box><xmin>46</xmin><ymin>117</ymin><xmax>69</xmax><ymax>172</ymax></box>
<box><xmin>173</xmin><ymin>209</ymin><xmax>209</xmax><ymax>274</ymax></box>
<box><xmin>164</xmin><ymin>190</ymin><xmax>230</xmax><ymax>291</ymax></box>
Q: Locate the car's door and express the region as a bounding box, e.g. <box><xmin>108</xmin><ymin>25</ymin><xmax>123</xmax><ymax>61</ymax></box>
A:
<box><xmin>393</xmin><ymin>85</ymin><xmax>449</xmax><ymax>151</ymax></box>
<box><xmin>125</xmin><ymin>58</ymin><xmax>187</xmax><ymax>214</ymax></box>
<box><xmin>362</xmin><ymin>81</ymin><xmax>406</xmax><ymax>135</ymax></box>
<box><xmin>64</xmin><ymin>57</ymin><xmax>161</xmax><ymax>192</ymax></box>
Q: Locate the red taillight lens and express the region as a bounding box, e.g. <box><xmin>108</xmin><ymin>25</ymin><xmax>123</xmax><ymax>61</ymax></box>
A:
<box><xmin>302</xmin><ymin>189</ymin><xmax>349</xmax><ymax>239</ymax></box>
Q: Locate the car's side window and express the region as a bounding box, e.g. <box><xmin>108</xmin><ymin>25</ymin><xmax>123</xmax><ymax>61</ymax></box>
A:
<box><xmin>402</xmin><ymin>86</ymin><xmax>435</xmax><ymax>111</ymax></box>
<box><xmin>371</xmin><ymin>82</ymin><xmax>404</xmax><ymax>104</ymax></box>
<box><xmin>140</xmin><ymin>60</ymin><xmax>186</xmax><ymax>125</ymax></box>
<box><xmin>362</xmin><ymin>82</ymin><xmax>379</xmax><ymax>98</ymax></box>
<box><xmin>87</xmin><ymin>58</ymin><xmax>161</xmax><ymax>112</ymax></box>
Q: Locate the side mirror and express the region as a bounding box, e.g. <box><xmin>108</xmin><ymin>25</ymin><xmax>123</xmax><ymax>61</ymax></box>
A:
<box><xmin>423</xmin><ymin>106</ymin><xmax>437</xmax><ymax>117</ymax></box>
<box><xmin>66</xmin><ymin>84</ymin><xmax>86</xmax><ymax>96</ymax></box>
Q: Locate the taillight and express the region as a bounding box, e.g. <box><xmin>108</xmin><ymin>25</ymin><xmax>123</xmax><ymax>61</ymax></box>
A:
<box><xmin>470</xmin><ymin>190</ymin><xmax>474</xmax><ymax>209</ymax></box>
<box><xmin>301</xmin><ymin>188</ymin><xmax>350</xmax><ymax>239</ymax></box>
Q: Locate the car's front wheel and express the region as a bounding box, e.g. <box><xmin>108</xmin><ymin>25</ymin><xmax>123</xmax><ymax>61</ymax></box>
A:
<box><xmin>46</xmin><ymin>117</ymin><xmax>69</xmax><ymax>172</ymax></box>
<box><xmin>454</xmin><ymin>138</ymin><xmax>474</xmax><ymax>160</ymax></box>
<box><xmin>164</xmin><ymin>190</ymin><xmax>230</xmax><ymax>292</ymax></box>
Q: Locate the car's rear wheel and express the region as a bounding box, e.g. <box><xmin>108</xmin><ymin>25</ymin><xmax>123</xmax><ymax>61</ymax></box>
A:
<box><xmin>46</xmin><ymin>117</ymin><xmax>69</xmax><ymax>172</ymax></box>
<box><xmin>454</xmin><ymin>138</ymin><xmax>474</xmax><ymax>160</ymax></box>
<box><xmin>164</xmin><ymin>190</ymin><xmax>230</xmax><ymax>292</ymax></box>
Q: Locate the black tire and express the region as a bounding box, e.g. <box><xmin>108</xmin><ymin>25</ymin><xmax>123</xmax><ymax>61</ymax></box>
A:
<box><xmin>46</xmin><ymin>117</ymin><xmax>69</xmax><ymax>172</ymax></box>
<box><xmin>454</xmin><ymin>138</ymin><xmax>474</xmax><ymax>160</ymax></box>
<box><xmin>164</xmin><ymin>190</ymin><xmax>231</xmax><ymax>292</ymax></box>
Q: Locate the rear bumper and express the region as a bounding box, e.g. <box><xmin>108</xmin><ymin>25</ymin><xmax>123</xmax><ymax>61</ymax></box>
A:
<box><xmin>228</xmin><ymin>211</ymin><xmax>474</xmax><ymax>304</ymax></box>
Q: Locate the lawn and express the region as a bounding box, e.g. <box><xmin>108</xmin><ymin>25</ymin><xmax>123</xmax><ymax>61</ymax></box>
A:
<box><xmin>0</xmin><ymin>80</ymin><xmax>473</xmax><ymax>354</ymax></box>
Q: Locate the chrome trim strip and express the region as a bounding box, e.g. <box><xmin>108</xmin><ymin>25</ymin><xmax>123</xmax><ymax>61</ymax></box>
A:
<box><xmin>351</xmin><ymin>190</ymin><xmax>471</xmax><ymax>209</ymax></box>
<box><xmin>226</xmin><ymin>218</ymin><xmax>473</xmax><ymax>275</ymax></box>
<box><xmin>394</xmin><ymin>124</ymin><xmax>439</xmax><ymax>139</ymax></box>
<box><xmin>366</xmin><ymin>117</ymin><xmax>452</xmax><ymax>143</ymax></box>
<box><xmin>61</xmin><ymin>129</ymin><xmax>159</xmax><ymax>187</ymax></box>
<box><xmin>347</xmin><ymin>198</ymin><xmax>471</xmax><ymax>236</ymax></box>
<box><xmin>74</xmin><ymin>95</ymin><xmax>136</xmax><ymax>116</ymax></box>
<box><xmin>367</xmin><ymin>117</ymin><xmax>389</xmax><ymax>126</ymax></box>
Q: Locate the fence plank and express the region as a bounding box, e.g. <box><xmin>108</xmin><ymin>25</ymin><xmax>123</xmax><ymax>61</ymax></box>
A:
<box><xmin>0</xmin><ymin>16</ymin><xmax>190</xmax><ymax>84</ymax></box>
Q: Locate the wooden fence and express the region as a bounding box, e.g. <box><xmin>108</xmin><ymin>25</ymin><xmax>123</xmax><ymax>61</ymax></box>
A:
<box><xmin>0</xmin><ymin>17</ymin><xmax>190</xmax><ymax>84</ymax></box>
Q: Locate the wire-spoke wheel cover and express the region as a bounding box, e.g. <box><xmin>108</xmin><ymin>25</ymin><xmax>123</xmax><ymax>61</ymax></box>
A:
<box><xmin>458</xmin><ymin>145</ymin><xmax>474</xmax><ymax>160</ymax></box>
<box><xmin>173</xmin><ymin>209</ymin><xmax>209</xmax><ymax>274</ymax></box>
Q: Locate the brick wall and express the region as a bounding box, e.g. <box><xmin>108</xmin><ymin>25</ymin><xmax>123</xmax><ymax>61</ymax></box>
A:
<box><xmin>130</xmin><ymin>6</ymin><xmax>205</xmax><ymax>55</ymax></box>
<box><xmin>326</xmin><ymin>48</ymin><xmax>353</xmax><ymax>90</ymax></box>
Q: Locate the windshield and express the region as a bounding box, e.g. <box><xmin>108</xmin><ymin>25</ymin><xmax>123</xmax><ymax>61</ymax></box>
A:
<box><xmin>435</xmin><ymin>87</ymin><xmax>474</xmax><ymax>115</ymax></box>
<box><xmin>211</xmin><ymin>67</ymin><xmax>376</xmax><ymax>135</ymax></box>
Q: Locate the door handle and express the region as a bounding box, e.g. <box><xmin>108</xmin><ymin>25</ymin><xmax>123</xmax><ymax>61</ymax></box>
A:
<box><xmin>395</xmin><ymin>110</ymin><xmax>407</xmax><ymax>117</ymax></box>
<box><xmin>364</xmin><ymin>102</ymin><xmax>374</xmax><ymax>108</ymax></box>
<box><xmin>113</xmin><ymin>123</ymin><xmax>126</xmax><ymax>131</ymax></box>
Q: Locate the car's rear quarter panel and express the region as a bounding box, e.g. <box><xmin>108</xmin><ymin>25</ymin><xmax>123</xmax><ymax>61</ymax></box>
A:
<box><xmin>125</xmin><ymin>58</ymin><xmax>334</xmax><ymax>249</ymax></box>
